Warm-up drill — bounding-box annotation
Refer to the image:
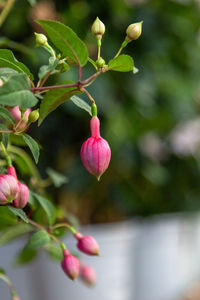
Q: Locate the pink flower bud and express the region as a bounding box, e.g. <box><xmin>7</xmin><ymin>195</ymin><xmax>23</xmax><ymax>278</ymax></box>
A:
<box><xmin>12</xmin><ymin>297</ymin><xmax>21</xmax><ymax>300</ymax></box>
<box><xmin>80</xmin><ymin>116</ymin><xmax>111</xmax><ymax>180</ymax></box>
<box><xmin>75</xmin><ymin>233</ymin><xmax>100</xmax><ymax>256</ymax></box>
<box><xmin>13</xmin><ymin>182</ymin><xmax>29</xmax><ymax>209</ymax></box>
<box><xmin>0</xmin><ymin>174</ymin><xmax>19</xmax><ymax>204</ymax></box>
<box><xmin>61</xmin><ymin>249</ymin><xmax>79</xmax><ymax>280</ymax></box>
<box><xmin>80</xmin><ymin>263</ymin><xmax>96</xmax><ymax>286</ymax></box>
<box><xmin>9</xmin><ymin>106</ymin><xmax>31</xmax><ymax>131</ymax></box>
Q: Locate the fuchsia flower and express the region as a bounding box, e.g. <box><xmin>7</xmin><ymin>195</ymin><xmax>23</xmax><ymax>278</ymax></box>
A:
<box><xmin>80</xmin><ymin>116</ymin><xmax>111</xmax><ymax>180</ymax></box>
<box><xmin>9</xmin><ymin>106</ymin><xmax>31</xmax><ymax>131</ymax></box>
<box><xmin>7</xmin><ymin>166</ymin><xmax>29</xmax><ymax>208</ymax></box>
<box><xmin>61</xmin><ymin>249</ymin><xmax>79</xmax><ymax>280</ymax></box>
<box><xmin>0</xmin><ymin>174</ymin><xmax>19</xmax><ymax>204</ymax></box>
<box><xmin>80</xmin><ymin>263</ymin><xmax>96</xmax><ymax>286</ymax></box>
<box><xmin>75</xmin><ymin>233</ymin><xmax>100</xmax><ymax>256</ymax></box>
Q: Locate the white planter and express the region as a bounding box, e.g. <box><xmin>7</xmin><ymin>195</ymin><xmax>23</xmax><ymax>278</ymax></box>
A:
<box><xmin>1</xmin><ymin>213</ymin><xmax>200</xmax><ymax>300</ymax></box>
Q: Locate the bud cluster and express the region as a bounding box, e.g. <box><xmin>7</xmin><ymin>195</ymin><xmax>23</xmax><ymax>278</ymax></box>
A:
<box><xmin>61</xmin><ymin>232</ymin><xmax>99</xmax><ymax>284</ymax></box>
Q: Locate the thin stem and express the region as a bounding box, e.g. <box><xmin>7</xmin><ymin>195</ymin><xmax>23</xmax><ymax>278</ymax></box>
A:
<box><xmin>0</xmin><ymin>130</ymin><xmax>13</xmax><ymax>133</ymax></box>
<box><xmin>0</xmin><ymin>142</ymin><xmax>12</xmax><ymax>166</ymax></box>
<box><xmin>28</xmin><ymin>218</ymin><xmax>63</xmax><ymax>244</ymax></box>
<box><xmin>39</xmin><ymin>70</ymin><xmax>53</xmax><ymax>87</ymax></box>
<box><xmin>114</xmin><ymin>46</ymin><xmax>123</xmax><ymax>58</ymax></box>
<box><xmin>82</xmin><ymin>88</ymin><xmax>95</xmax><ymax>103</ymax></box>
<box><xmin>97</xmin><ymin>44</ymin><xmax>101</xmax><ymax>59</ymax></box>
<box><xmin>31</xmin><ymin>82</ymin><xmax>78</xmax><ymax>92</ymax></box>
<box><xmin>0</xmin><ymin>273</ymin><xmax>16</xmax><ymax>297</ymax></box>
<box><xmin>52</xmin><ymin>223</ymin><xmax>77</xmax><ymax>234</ymax></box>
<box><xmin>81</xmin><ymin>69</ymin><xmax>102</xmax><ymax>85</ymax></box>
<box><xmin>0</xmin><ymin>0</ymin><xmax>16</xmax><ymax>28</ymax></box>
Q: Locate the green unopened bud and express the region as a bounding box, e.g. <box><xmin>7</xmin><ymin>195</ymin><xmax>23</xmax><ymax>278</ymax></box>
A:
<box><xmin>28</xmin><ymin>109</ymin><xmax>39</xmax><ymax>123</ymax></box>
<box><xmin>91</xmin><ymin>17</ymin><xmax>105</xmax><ymax>39</ymax></box>
<box><xmin>126</xmin><ymin>21</ymin><xmax>143</xmax><ymax>42</ymax></box>
<box><xmin>96</xmin><ymin>57</ymin><xmax>105</xmax><ymax>68</ymax></box>
<box><xmin>35</xmin><ymin>32</ymin><xmax>48</xmax><ymax>46</ymax></box>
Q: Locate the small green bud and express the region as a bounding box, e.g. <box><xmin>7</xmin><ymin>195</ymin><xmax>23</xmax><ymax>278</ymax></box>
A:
<box><xmin>91</xmin><ymin>17</ymin><xmax>105</xmax><ymax>39</ymax></box>
<box><xmin>96</xmin><ymin>57</ymin><xmax>105</xmax><ymax>68</ymax></box>
<box><xmin>28</xmin><ymin>109</ymin><xmax>39</xmax><ymax>123</ymax></box>
<box><xmin>126</xmin><ymin>21</ymin><xmax>143</xmax><ymax>42</ymax></box>
<box><xmin>34</xmin><ymin>32</ymin><xmax>48</xmax><ymax>46</ymax></box>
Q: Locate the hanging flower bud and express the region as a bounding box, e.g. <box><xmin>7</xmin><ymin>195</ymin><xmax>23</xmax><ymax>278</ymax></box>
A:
<box><xmin>91</xmin><ymin>17</ymin><xmax>105</xmax><ymax>39</ymax></box>
<box><xmin>34</xmin><ymin>32</ymin><xmax>48</xmax><ymax>46</ymax></box>
<box><xmin>61</xmin><ymin>249</ymin><xmax>79</xmax><ymax>280</ymax></box>
<box><xmin>8</xmin><ymin>106</ymin><xmax>31</xmax><ymax>131</ymax></box>
<box><xmin>80</xmin><ymin>116</ymin><xmax>111</xmax><ymax>180</ymax></box>
<box><xmin>126</xmin><ymin>21</ymin><xmax>143</xmax><ymax>42</ymax></box>
<box><xmin>0</xmin><ymin>79</ymin><xmax>3</xmax><ymax>86</ymax></box>
<box><xmin>0</xmin><ymin>174</ymin><xmax>19</xmax><ymax>204</ymax></box>
<box><xmin>12</xmin><ymin>182</ymin><xmax>29</xmax><ymax>209</ymax></box>
<box><xmin>80</xmin><ymin>263</ymin><xmax>96</xmax><ymax>286</ymax></box>
<box><xmin>75</xmin><ymin>233</ymin><xmax>100</xmax><ymax>256</ymax></box>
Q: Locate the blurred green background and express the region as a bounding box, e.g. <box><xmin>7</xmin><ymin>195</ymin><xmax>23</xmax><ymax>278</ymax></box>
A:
<box><xmin>2</xmin><ymin>0</ymin><xmax>200</xmax><ymax>224</ymax></box>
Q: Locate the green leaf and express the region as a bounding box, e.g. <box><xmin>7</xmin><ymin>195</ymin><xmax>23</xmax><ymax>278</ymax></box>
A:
<box><xmin>32</xmin><ymin>192</ymin><xmax>56</xmax><ymax>225</ymax></box>
<box><xmin>26</xmin><ymin>230</ymin><xmax>51</xmax><ymax>249</ymax></box>
<box><xmin>38</xmin><ymin>57</ymin><xmax>59</xmax><ymax>80</ymax></box>
<box><xmin>108</xmin><ymin>55</ymin><xmax>134</xmax><ymax>72</ymax></box>
<box><xmin>0</xmin><ymin>49</ymin><xmax>34</xmax><ymax>80</ymax></box>
<box><xmin>0</xmin><ymin>207</ymin><xmax>18</xmax><ymax>230</ymax></box>
<box><xmin>8</xmin><ymin>206</ymin><xmax>29</xmax><ymax>223</ymax></box>
<box><xmin>0</xmin><ymin>73</ymin><xmax>38</xmax><ymax>108</ymax></box>
<box><xmin>37</xmin><ymin>20</ymin><xmax>88</xmax><ymax>67</ymax></box>
<box><xmin>38</xmin><ymin>81</ymin><xmax>81</xmax><ymax>125</ymax></box>
<box><xmin>0</xmin><ymin>107</ymin><xmax>15</xmax><ymax>124</ymax></box>
<box><xmin>70</xmin><ymin>95</ymin><xmax>92</xmax><ymax>116</ymax></box>
<box><xmin>22</xmin><ymin>133</ymin><xmax>40</xmax><ymax>164</ymax></box>
<box><xmin>46</xmin><ymin>167</ymin><xmax>68</xmax><ymax>187</ymax></box>
<box><xmin>0</xmin><ymin>223</ymin><xmax>32</xmax><ymax>246</ymax></box>
<box><xmin>0</xmin><ymin>67</ymin><xmax>18</xmax><ymax>82</ymax></box>
<box><xmin>45</xmin><ymin>242</ymin><xmax>63</xmax><ymax>261</ymax></box>
<box><xmin>14</xmin><ymin>247</ymin><xmax>37</xmax><ymax>265</ymax></box>
<box><xmin>0</xmin><ymin>124</ymin><xmax>9</xmax><ymax>148</ymax></box>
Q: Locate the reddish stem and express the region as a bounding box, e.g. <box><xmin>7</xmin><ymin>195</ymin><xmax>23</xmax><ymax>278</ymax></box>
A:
<box><xmin>31</xmin><ymin>83</ymin><xmax>78</xmax><ymax>92</ymax></box>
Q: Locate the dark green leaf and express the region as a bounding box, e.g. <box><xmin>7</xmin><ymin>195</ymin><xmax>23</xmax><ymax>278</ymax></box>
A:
<box><xmin>0</xmin><ymin>107</ymin><xmax>15</xmax><ymax>124</ymax></box>
<box><xmin>0</xmin><ymin>223</ymin><xmax>32</xmax><ymax>246</ymax></box>
<box><xmin>0</xmin><ymin>124</ymin><xmax>9</xmax><ymax>148</ymax></box>
<box><xmin>26</xmin><ymin>230</ymin><xmax>50</xmax><ymax>249</ymax></box>
<box><xmin>32</xmin><ymin>192</ymin><xmax>56</xmax><ymax>225</ymax></box>
<box><xmin>108</xmin><ymin>55</ymin><xmax>134</xmax><ymax>72</ymax></box>
<box><xmin>46</xmin><ymin>167</ymin><xmax>68</xmax><ymax>187</ymax></box>
<box><xmin>0</xmin><ymin>49</ymin><xmax>34</xmax><ymax>80</ymax></box>
<box><xmin>14</xmin><ymin>247</ymin><xmax>37</xmax><ymax>265</ymax></box>
<box><xmin>0</xmin><ymin>73</ymin><xmax>38</xmax><ymax>108</ymax></box>
<box><xmin>38</xmin><ymin>81</ymin><xmax>81</xmax><ymax>125</ymax></box>
<box><xmin>38</xmin><ymin>57</ymin><xmax>59</xmax><ymax>80</ymax></box>
<box><xmin>8</xmin><ymin>206</ymin><xmax>29</xmax><ymax>223</ymax></box>
<box><xmin>45</xmin><ymin>242</ymin><xmax>63</xmax><ymax>261</ymax></box>
<box><xmin>37</xmin><ymin>20</ymin><xmax>88</xmax><ymax>67</ymax></box>
<box><xmin>70</xmin><ymin>95</ymin><xmax>92</xmax><ymax>116</ymax></box>
<box><xmin>22</xmin><ymin>133</ymin><xmax>40</xmax><ymax>164</ymax></box>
